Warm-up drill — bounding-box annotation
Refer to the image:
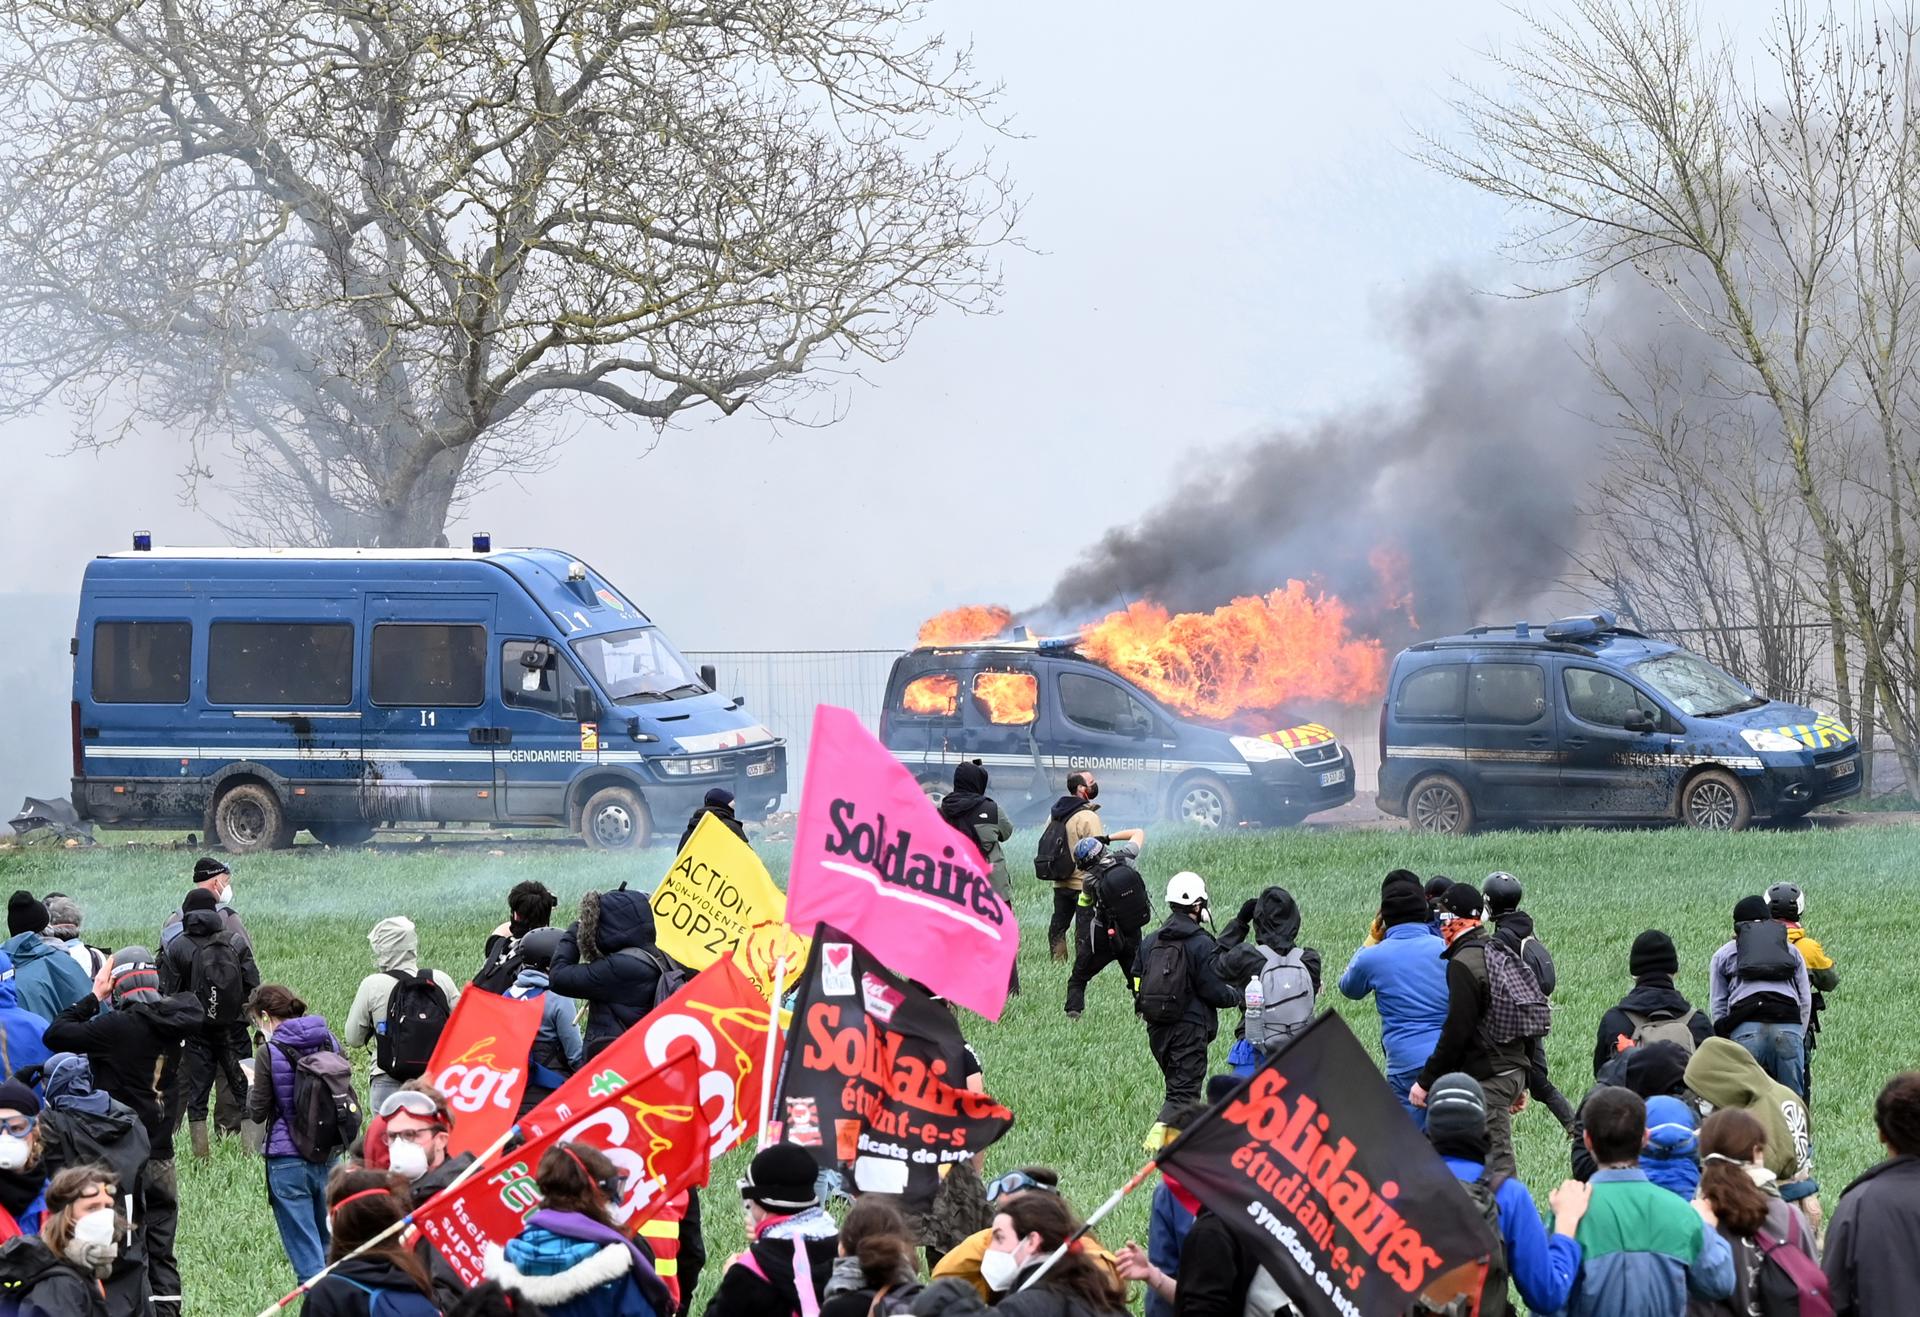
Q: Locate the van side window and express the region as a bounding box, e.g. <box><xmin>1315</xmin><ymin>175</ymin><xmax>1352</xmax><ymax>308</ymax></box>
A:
<box><xmin>1394</xmin><ymin>665</ymin><xmax>1465</xmax><ymax>721</ymax></box>
<box><xmin>971</xmin><ymin>671</ymin><xmax>1037</xmax><ymax>725</ymax></box>
<box><xmin>502</xmin><ymin>641</ymin><xmax>582</xmax><ymax>718</ymax></box>
<box><xmin>208</xmin><ymin>622</ymin><xmax>354</xmax><ymax>707</ymax></box>
<box><xmin>371</xmin><ymin>624</ymin><xmax>487</xmax><ymax>707</ymax></box>
<box><xmin>1564</xmin><ymin>667</ymin><xmax>1660</xmax><ymax>729</ymax></box>
<box><xmin>92</xmin><ymin>621</ymin><xmax>191</xmax><ymax>705</ymax></box>
<box><xmin>900</xmin><ymin>673</ymin><xmax>959</xmax><ymax>718</ymax></box>
<box><xmin>1059</xmin><ymin>672</ymin><xmax>1152</xmax><ymax>736</ymax></box>
<box><xmin>1467</xmin><ymin>662</ymin><xmax>1546</xmax><ymax>726</ymax></box>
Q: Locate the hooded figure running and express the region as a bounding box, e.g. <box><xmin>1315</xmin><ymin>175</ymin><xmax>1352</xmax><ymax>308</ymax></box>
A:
<box><xmin>939</xmin><ymin>761</ymin><xmax>1014</xmax><ymax>901</ymax></box>
<box><xmin>1216</xmin><ymin>887</ymin><xmax>1322</xmax><ymax>1075</ymax></box>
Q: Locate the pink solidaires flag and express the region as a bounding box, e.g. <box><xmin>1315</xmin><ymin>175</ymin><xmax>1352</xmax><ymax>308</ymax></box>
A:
<box><xmin>787</xmin><ymin>705</ymin><xmax>1018</xmax><ymax>1020</ymax></box>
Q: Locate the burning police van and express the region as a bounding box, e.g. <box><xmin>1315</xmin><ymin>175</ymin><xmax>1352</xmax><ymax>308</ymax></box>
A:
<box><xmin>880</xmin><ymin>638</ymin><xmax>1356</xmax><ymax>827</ymax></box>
<box><xmin>71</xmin><ymin>539</ymin><xmax>784</xmax><ymax>851</ymax></box>
<box><xmin>1377</xmin><ymin>613</ymin><xmax>1862</xmax><ymax>833</ymax></box>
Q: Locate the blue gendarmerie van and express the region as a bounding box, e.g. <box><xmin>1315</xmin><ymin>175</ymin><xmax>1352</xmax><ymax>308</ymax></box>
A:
<box><xmin>71</xmin><ymin>539</ymin><xmax>785</xmax><ymax>851</ymax></box>
<box><xmin>879</xmin><ymin>637</ymin><xmax>1356</xmax><ymax>828</ymax></box>
<box><xmin>1377</xmin><ymin>613</ymin><xmax>1862</xmax><ymax>833</ymax></box>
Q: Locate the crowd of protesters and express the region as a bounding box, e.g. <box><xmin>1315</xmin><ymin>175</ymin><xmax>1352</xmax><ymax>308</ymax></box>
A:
<box><xmin>0</xmin><ymin>769</ymin><xmax>1907</xmax><ymax>1317</ymax></box>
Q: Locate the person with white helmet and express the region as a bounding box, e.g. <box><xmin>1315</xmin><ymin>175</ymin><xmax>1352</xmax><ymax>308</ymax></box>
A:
<box><xmin>1132</xmin><ymin>872</ymin><xmax>1241</xmax><ymax>1140</ymax></box>
<box><xmin>1767</xmin><ymin>881</ymin><xmax>1837</xmax><ymax>1101</ymax></box>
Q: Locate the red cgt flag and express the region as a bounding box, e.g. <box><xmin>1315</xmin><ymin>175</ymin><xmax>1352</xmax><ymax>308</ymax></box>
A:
<box><xmin>413</xmin><ymin>1040</ymin><xmax>707</xmax><ymax>1290</ymax></box>
<box><xmin>423</xmin><ymin>989</ymin><xmax>546</xmax><ymax>1159</ymax></box>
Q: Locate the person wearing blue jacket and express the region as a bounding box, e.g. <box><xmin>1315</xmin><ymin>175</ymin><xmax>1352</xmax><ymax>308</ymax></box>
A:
<box><xmin>486</xmin><ymin>1142</ymin><xmax>670</xmax><ymax>1317</ymax></box>
<box><xmin>1425</xmin><ymin>1071</ymin><xmax>1585</xmax><ymax>1315</ymax></box>
<box><xmin>1</xmin><ymin>894</ymin><xmax>91</xmax><ymax>1023</ymax></box>
<box><xmin>0</xmin><ymin>953</ymin><xmax>51</xmax><ymax>1081</ymax></box>
<box><xmin>1338</xmin><ymin>872</ymin><xmax>1448</xmax><ymax>1126</ymax></box>
<box><xmin>504</xmin><ymin>928</ymin><xmax>586</xmax><ymax>1117</ymax></box>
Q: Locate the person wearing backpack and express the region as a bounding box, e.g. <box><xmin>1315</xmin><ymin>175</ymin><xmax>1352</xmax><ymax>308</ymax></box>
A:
<box><xmin>1340</xmin><ymin>872</ymin><xmax>1449</xmax><ymax>1126</ymax></box>
<box><xmin>1132</xmin><ymin>873</ymin><xmax>1242</xmax><ymax>1134</ymax></box>
<box><xmin>300</xmin><ymin>1166</ymin><xmax>445</xmax><ymax>1316</ymax></box>
<box><xmin>0</xmin><ymin>1164</ymin><xmax>125</xmax><ymax>1317</ymax></box>
<box><xmin>1419</xmin><ymin>1071</ymin><xmax>1585</xmax><ymax>1316</ymax></box>
<box><xmin>345</xmin><ymin>918</ymin><xmax>461</xmax><ymax>1114</ymax></box>
<box><xmin>1410</xmin><ymin>885</ymin><xmax>1542</xmax><ymax>1180</ymax></box>
<box><xmin>472</xmin><ymin>881</ymin><xmax>561</xmax><ymax>996</ymax></box>
<box><xmin>1709</xmin><ymin>898</ymin><xmax>1811</xmax><ymax>1099</ymax></box>
<box><xmin>1823</xmin><ymin>1071</ymin><xmax>1920</xmax><ymax>1317</ymax></box>
<box><xmin>939</xmin><ymin>760</ymin><xmax>1015</xmax><ymax>901</ymax></box>
<box><xmin>43</xmin><ymin>947</ymin><xmax>201</xmax><ymax>1314</ymax></box>
<box><xmin>703</xmin><ymin>1142</ymin><xmax>840</xmax><ymax>1317</ymax></box>
<box><xmin>484</xmin><ymin>1142</ymin><xmax>672</xmax><ymax>1317</ymax></box>
<box><xmin>1553</xmin><ymin>1086</ymin><xmax>1734</xmax><ymax>1317</ymax></box>
<box><xmin>502</xmin><ymin>928</ymin><xmax>584</xmax><ymax>1116</ymax></box>
<box><xmin>37</xmin><ymin>1055</ymin><xmax>154</xmax><ymax>1317</ymax></box>
<box><xmin>41</xmin><ymin>896</ymin><xmax>107</xmax><ymax>983</ymax></box>
<box><xmin>1572</xmin><ymin>1042</ymin><xmax>1702</xmax><ymax>1184</ymax></box>
<box><xmin>159</xmin><ymin>886</ymin><xmax>260</xmax><ymax>1159</ymax></box>
<box><xmin>1064</xmin><ymin>835</ymin><xmax>1151</xmax><ymax>1020</ymax></box>
<box><xmin>1767</xmin><ymin>884</ymin><xmax>1836</xmax><ymax>1102</ymax></box>
<box><xmin>1215</xmin><ymin>885</ymin><xmax>1321</xmax><ymax>1074</ymax></box>
<box><xmin>246</xmin><ymin>984</ymin><xmax>351</xmax><ymax>1284</ymax></box>
<box><xmin>820</xmin><ymin>1197</ymin><xmax>921</xmax><ymax>1317</ymax></box>
<box><xmin>1038</xmin><ymin>772</ymin><xmax>1108</xmax><ymax>963</ymax></box>
<box><xmin>1594</xmin><ymin>931</ymin><xmax>1716</xmax><ymax>1079</ymax></box>
<box><xmin>1691</xmin><ymin>1108</ymin><xmax>1826</xmax><ymax>1317</ymax></box>
<box><xmin>1482</xmin><ymin>872</ymin><xmax>1577</xmax><ymax>1134</ymax></box>
<box><xmin>550</xmin><ymin>886</ymin><xmax>676</xmax><ymax>1060</ymax></box>
<box><xmin>1684</xmin><ymin>1041</ymin><xmax>1820</xmax><ymax>1232</ymax></box>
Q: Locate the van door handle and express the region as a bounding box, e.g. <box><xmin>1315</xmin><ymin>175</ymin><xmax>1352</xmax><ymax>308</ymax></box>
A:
<box><xmin>1526</xmin><ymin>734</ymin><xmax>1550</xmax><ymax>746</ymax></box>
<box><xmin>1565</xmin><ymin>736</ymin><xmax>1587</xmax><ymax>749</ymax></box>
<box><xmin>468</xmin><ymin>727</ymin><xmax>513</xmax><ymax>747</ymax></box>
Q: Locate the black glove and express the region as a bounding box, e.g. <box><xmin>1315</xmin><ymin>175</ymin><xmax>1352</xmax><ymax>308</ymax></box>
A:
<box><xmin>1236</xmin><ymin>899</ymin><xmax>1256</xmax><ymax>926</ymax></box>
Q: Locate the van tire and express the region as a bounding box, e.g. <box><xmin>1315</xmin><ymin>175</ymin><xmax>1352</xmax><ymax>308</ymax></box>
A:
<box><xmin>309</xmin><ymin>821</ymin><xmax>376</xmax><ymax>847</ymax></box>
<box><xmin>1172</xmin><ymin>775</ymin><xmax>1236</xmax><ymax>829</ymax></box>
<box><xmin>215</xmin><ymin>783</ymin><xmax>291</xmax><ymax>854</ymax></box>
<box><xmin>1408</xmin><ymin>774</ymin><xmax>1474</xmax><ymax>835</ymax></box>
<box><xmin>1680</xmin><ymin>770</ymin><xmax>1752</xmax><ymax>832</ymax></box>
<box><xmin>582</xmin><ymin>786</ymin><xmax>651</xmax><ymax>850</ymax></box>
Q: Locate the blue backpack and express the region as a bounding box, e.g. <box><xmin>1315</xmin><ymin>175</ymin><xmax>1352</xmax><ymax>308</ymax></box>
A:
<box><xmin>336</xmin><ymin>1276</ymin><xmax>441</xmax><ymax>1316</ymax></box>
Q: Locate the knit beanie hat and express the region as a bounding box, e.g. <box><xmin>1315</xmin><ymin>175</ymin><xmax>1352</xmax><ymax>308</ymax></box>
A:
<box><xmin>1629</xmin><ymin>930</ymin><xmax>1679</xmax><ymax>979</ymax></box>
<box><xmin>182</xmin><ymin>888</ymin><xmax>218</xmax><ymax>914</ymax></box>
<box><xmin>703</xmin><ymin>787</ymin><xmax>735</xmax><ymax>809</ymax></box>
<box><xmin>1733</xmin><ymin>895</ymin><xmax>1769</xmax><ymax>926</ymax></box>
<box><xmin>108</xmin><ymin>947</ymin><xmax>159</xmax><ymax>1003</ymax></box>
<box><xmin>1380</xmin><ymin>874</ymin><xmax>1429</xmax><ymax>928</ymax></box>
<box><xmin>1425</xmin><ymin>1072</ymin><xmax>1490</xmax><ymax>1161</ymax></box>
<box><xmin>1644</xmin><ymin>1095</ymin><xmax>1699</xmax><ymax>1159</ymax></box>
<box><xmin>192</xmin><ymin>857</ymin><xmax>230</xmax><ymax>884</ymax></box>
<box><xmin>5</xmin><ymin>892</ymin><xmax>47</xmax><ymax>938</ymax></box>
<box><xmin>0</xmin><ymin>1079</ymin><xmax>39</xmax><ymax>1116</ymax></box>
<box><xmin>740</xmin><ymin>1142</ymin><xmax>818</xmax><ymax>1211</ymax></box>
<box><xmin>43</xmin><ymin>896</ymin><xmax>82</xmax><ymax>937</ymax></box>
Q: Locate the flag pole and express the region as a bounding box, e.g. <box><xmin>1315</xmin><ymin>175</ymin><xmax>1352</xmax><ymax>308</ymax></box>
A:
<box><xmin>1015</xmin><ymin>1157</ymin><xmax>1160</xmax><ymax>1294</ymax></box>
<box><xmin>251</xmin><ymin>1122</ymin><xmax>522</xmax><ymax>1317</ymax></box>
<box><xmin>756</xmin><ymin>954</ymin><xmax>788</xmax><ymax>1149</ymax></box>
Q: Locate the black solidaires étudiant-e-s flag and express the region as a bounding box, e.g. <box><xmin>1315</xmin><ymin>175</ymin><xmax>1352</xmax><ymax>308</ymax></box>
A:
<box><xmin>774</xmin><ymin>924</ymin><xmax>1014</xmax><ymax>1214</ymax></box>
<box><xmin>1156</xmin><ymin>1011</ymin><xmax>1498</xmax><ymax>1317</ymax></box>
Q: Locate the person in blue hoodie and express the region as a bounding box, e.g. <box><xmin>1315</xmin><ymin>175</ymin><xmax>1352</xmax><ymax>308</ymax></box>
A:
<box><xmin>1424</xmin><ymin>1071</ymin><xmax>1586</xmax><ymax>1316</ymax></box>
<box><xmin>504</xmin><ymin>928</ymin><xmax>585</xmax><ymax>1117</ymax></box>
<box><xmin>1639</xmin><ymin>1095</ymin><xmax>1700</xmax><ymax>1199</ymax></box>
<box><xmin>1338</xmin><ymin>871</ymin><xmax>1448</xmax><ymax>1126</ymax></box>
<box><xmin>2</xmin><ymin>893</ymin><xmax>91</xmax><ymax>1023</ymax></box>
<box><xmin>486</xmin><ymin>1142</ymin><xmax>670</xmax><ymax>1317</ymax></box>
<box><xmin>0</xmin><ymin>953</ymin><xmax>51</xmax><ymax>1082</ymax></box>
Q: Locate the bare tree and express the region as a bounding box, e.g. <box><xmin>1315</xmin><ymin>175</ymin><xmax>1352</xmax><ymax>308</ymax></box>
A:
<box><xmin>0</xmin><ymin>0</ymin><xmax>1019</xmax><ymax>545</ymax></box>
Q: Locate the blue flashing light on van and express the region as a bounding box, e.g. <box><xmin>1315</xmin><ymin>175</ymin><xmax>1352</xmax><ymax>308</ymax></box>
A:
<box><xmin>71</xmin><ymin>544</ymin><xmax>785</xmax><ymax>851</ymax></box>
<box><xmin>1377</xmin><ymin>612</ymin><xmax>1862</xmax><ymax>833</ymax></box>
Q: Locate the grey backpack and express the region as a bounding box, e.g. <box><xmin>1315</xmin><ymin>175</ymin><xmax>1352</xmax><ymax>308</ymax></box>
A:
<box><xmin>1246</xmin><ymin>946</ymin><xmax>1315</xmax><ymax>1050</ymax></box>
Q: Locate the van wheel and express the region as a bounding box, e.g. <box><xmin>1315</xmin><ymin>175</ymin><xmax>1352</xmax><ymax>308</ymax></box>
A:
<box><xmin>215</xmin><ymin>783</ymin><xmax>291</xmax><ymax>854</ymax></box>
<box><xmin>1173</xmin><ymin>775</ymin><xmax>1235</xmax><ymax>829</ymax></box>
<box><xmin>1681</xmin><ymin>770</ymin><xmax>1752</xmax><ymax>832</ymax></box>
<box><xmin>309</xmin><ymin>822</ymin><xmax>376</xmax><ymax>847</ymax></box>
<box><xmin>1409</xmin><ymin>775</ymin><xmax>1474</xmax><ymax>835</ymax></box>
<box><xmin>582</xmin><ymin>786</ymin><xmax>651</xmax><ymax>850</ymax></box>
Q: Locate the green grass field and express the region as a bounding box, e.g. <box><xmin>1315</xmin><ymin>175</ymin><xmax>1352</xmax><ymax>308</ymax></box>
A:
<box><xmin>0</xmin><ymin>823</ymin><xmax>1905</xmax><ymax>1313</ymax></box>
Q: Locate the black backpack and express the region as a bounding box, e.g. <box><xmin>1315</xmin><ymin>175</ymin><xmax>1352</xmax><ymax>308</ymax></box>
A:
<box><xmin>1135</xmin><ymin>934</ymin><xmax>1191</xmax><ymax>1026</ymax></box>
<box><xmin>276</xmin><ymin>1041</ymin><xmax>361</xmax><ymax>1162</ymax></box>
<box><xmin>0</xmin><ymin>1235</ymin><xmax>64</xmax><ymax>1309</ymax></box>
<box><xmin>1413</xmin><ymin>1170</ymin><xmax>1510</xmax><ymax>1317</ymax></box>
<box><xmin>1033</xmin><ymin>808</ymin><xmax>1087</xmax><ymax>883</ymax></box>
<box><xmin>188</xmin><ymin>932</ymin><xmax>247</xmax><ymax>1026</ymax></box>
<box><xmin>616</xmin><ymin>947</ymin><xmax>689</xmax><ymax>1010</ymax></box>
<box><xmin>1090</xmin><ymin>860</ymin><xmax>1152</xmax><ymax>932</ymax></box>
<box><xmin>377</xmin><ymin>971</ymin><xmax>451</xmax><ymax>1080</ymax></box>
<box><xmin>1736</xmin><ymin>921</ymin><xmax>1800</xmax><ymax>982</ymax></box>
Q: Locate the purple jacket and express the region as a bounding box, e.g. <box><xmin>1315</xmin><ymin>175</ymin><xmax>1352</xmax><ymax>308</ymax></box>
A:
<box><xmin>248</xmin><ymin>1015</ymin><xmax>342</xmax><ymax>1158</ymax></box>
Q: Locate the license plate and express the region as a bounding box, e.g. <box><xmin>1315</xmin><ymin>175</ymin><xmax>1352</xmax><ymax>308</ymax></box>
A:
<box><xmin>1319</xmin><ymin>768</ymin><xmax>1346</xmax><ymax>787</ymax></box>
<box><xmin>1828</xmin><ymin>759</ymin><xmax>1857</xmax><ymax>779</ymax></box>
<box><xmin>747</xmin><ymin>759</ymin><xmax>775</xmax><ymax>777</ymax></box>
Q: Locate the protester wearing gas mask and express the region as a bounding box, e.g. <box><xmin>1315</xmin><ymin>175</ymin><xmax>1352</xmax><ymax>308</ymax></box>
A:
<box><xmin>0</xmin><ymin>1164</ymin><xmax>126</xmax><ymax>1317</ymax></box>
<box><xmin>34</xmin><ymin>1054</ymin><xmax>154</xmax><ymax>1317</ymax></box>
<box><xmin>0</xmin><ymin>1080</ymin><xmax>46</xmax><ymax>1236</ymax></box>
<box><xmin>917</xmin><ymin>1192</ymin><xmax>1128</xmax><ymax>1316</ymax></box>
<box><xmin>485</xmin><ymin>1141</ymin><xmax>672</xmax><ymax>1316</ymax></box>
<box><xmin>244</xmin><ymin>984</ymin><xmax>347</xmax><ymax>1285</ymax></box>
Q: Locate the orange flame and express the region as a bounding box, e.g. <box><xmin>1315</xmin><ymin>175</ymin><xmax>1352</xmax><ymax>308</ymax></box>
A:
<box><xmin>902</xmin><ymin>674</ymin><xmax>958</xmax><ymax>716</ymax></box>
<box><xmin>1369</xmin><ymin>544</ymin><xmax>1419</xmax><ymax>629</ymax></box>
<box><xmin>1077</xmin><ymin>584</ymin><xmax>1385</xmax><ymax>719</ymax></box>
<box><xmin>971</xmin><ymin>671</ymin><xmax>1037</xmax><ymax>725</ymax></box>
<box><xmin>917</xmin><ymin>604</ymin><xmax>1013</xmax><ymax>646</ymax></box>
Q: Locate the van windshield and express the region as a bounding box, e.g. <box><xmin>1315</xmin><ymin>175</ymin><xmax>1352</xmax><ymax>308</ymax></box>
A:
<box><xmin>1630</xmin><ymin>653</ymin><xmax>1765</xmax><ymax>718</ymax></box>
<box><xmin>571</xmin><ymin>628</ymin><xmax>706</xmax><ymax>704</ymax></box>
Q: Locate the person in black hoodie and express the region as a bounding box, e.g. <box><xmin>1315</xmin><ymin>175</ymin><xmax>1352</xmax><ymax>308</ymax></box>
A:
<box><xmin>43</xmin><ymin>947</ymin><xmax>202</xmax><ymax>1317</ymax></box>
<box><xmin>35</xmin><ymin>1054</ymin><xmax>154</xmax><ymax>1317</ymax></box>
<box><xmin>1482</xmin><ymin>873</ymin><xmax>1575</xmax><ymax>1134</ymax></box>
<box><xmin>1568</xmin><ymin>1039</ymin><xmax>1697</xmax><ymax>1181</ymax></box>
<box><xmin>1214</xmin><ymin>885</ymin><xmax>1322</xmax><ymax>1065</ymax></box>
<box><xmin>939</xmin><ymin>760</ymin><xmax>1014</xmax><ymax>901</ymax></box>
<box><xmin>471</xmin><ymin>880</ymin><xmax>560</xmax><ymax>995</ymax></box>
<box><xmin>704</xmin><ymin>1142</ymin><xmax>838</xmax><ymax>1317</ymax></box>
<box><xmin>549</xmin><ymin>885</ymin><xmax>669</xmax><ymax>1059</ymax></box>
<box><xmin>1592</xmin><ymin>930</ymin><xmax>1715</xmax><ymax>1077</ymax></box>
<box><xmin>1133</xmin><ymin>873</ymin><xmax>1242</xmax><ymax>1133</ymax></box>
<box><xmin>678</xmin><ymin>787</ymin><xmax>749</xmax><ymax>854</ymax></box>
<box><xmin>159</xmin><ymin>887</ymin><xmax>259</xmax><ymax>1160</ymax></box>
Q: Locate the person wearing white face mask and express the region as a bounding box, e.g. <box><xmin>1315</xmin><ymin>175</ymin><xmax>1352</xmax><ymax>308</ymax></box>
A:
<box><xmin>0</xmin><ymin>1163</ymin><xmax>123</xmax><ymax>1316</ymax></box>
<box><xmin>243</xmin><ymin>984</ymin><xmax>346</xmax><ymax>1285</ymax></box>
<box><xmin>0</xmin><ymin>1080</ymin><xmax>47</xmax><ymax>1236</ymax></box>
<box><xmin>918</xmin><ymin>1195</ymin><xmax>1129</xmax><ymax>1317</ymax></box>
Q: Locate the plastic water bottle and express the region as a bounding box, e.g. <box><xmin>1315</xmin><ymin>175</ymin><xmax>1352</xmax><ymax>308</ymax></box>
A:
<box><xmin>1245</xmin><ymin>975</ymin><xmax>1264</xmax><ymax>1015</ymax></box>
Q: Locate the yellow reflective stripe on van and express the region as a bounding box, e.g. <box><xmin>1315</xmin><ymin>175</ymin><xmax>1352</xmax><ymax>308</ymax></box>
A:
<box><xmin>1771</xmin><ymin>715</ymin><xmax>1854</xmax><ymax>749</ymax></box>
<box><xmin>1258</xmin><ymin>723</ymin><xmax>1335</xmax><ymax>749</ymax></box>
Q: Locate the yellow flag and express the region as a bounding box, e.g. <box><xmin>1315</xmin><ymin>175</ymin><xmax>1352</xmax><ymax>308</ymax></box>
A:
<box><xmin>650</xmin><ymin>813</ymin><xmax>807</xmax><ymax>998</ymax></box>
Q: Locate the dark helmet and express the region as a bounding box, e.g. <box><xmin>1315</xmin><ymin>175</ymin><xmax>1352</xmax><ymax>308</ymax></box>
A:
<box><xmin>518</xmin><ymin>926</ymin><xmax>565</xmax><ymax>970</ymax></box>
<box><xmin>1482</xmin><ymin>872</ymin><xmax>1523</xmax><ymax>916</ymax></box>
<box><xmin>1765</xmin><ymin>882</ymin><xmax>1805</xmax><ymax>920</ymax></box>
